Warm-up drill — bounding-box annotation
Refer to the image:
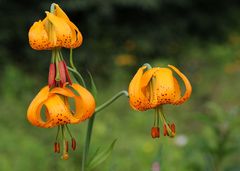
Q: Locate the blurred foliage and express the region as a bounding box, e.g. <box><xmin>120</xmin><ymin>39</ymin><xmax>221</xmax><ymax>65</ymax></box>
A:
<box><xmin>0</xmin><ymin>0</ymin><xmax>240</xmax><ymax>170</ymax></box>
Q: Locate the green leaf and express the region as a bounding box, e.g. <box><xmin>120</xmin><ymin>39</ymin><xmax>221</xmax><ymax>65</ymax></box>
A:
<box><xmin>87</xmin><ymin>71</ymin><xmax>98</xmax><ymax>98</ymax></box>
<box><xmin>86</xmin><ymin>139</ymin><xmax>117</xmax><ymax>171</ymax></box>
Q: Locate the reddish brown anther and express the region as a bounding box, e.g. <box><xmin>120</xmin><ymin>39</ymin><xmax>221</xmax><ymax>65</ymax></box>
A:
<box><xmin>63</xmin><ymin>61</ymin><xmax>72</xmax><ymax>85</ymax></box>
<box><xmin>59</xmin><ymin>61</ymin><xmax>66</xmax><ymax>86</ymax></box>
<box><xmin>48</xmin><ymin>63</ymin><xmax>56</xmax><ymax>87</ymax></box>
<box><xmin>57</xmin><ymin>142</ymin><xmax>60</xmax><ymax>153</ymax></box>
<box><xmin>65</xmin><ymin>141</ymin><xmax>69</xmax><ymax>152</ymax></box>
<box><xmin>163</xmin><ymin>123</ymin><xmax>176</xmax><ymax>137</ymax></box>
<box><xmin>151</xmin><ymin>127</ymin><xmax>160</xmax><ymax>138</ymax></box>
<box><xmin>54</xmin><ymin>142</ymin><xmax>58</xmax><ymax>153</ymax></box>
<box><xmin>71</xmin><ymin>138</ymin><xmax>76</xmax><ymax>150</ymax></box>
<box><xmin>54</xmin><ymin>142</ymin><xmax>60</xmax><ymax>153</ymax></box>
<box><xmin>163</xmin><ymin>124</ymin><xmax>168</xmax><ymax>136</ymax></box>
<box><xmin>171</xmin><ymin>123</ymin><xmax>175</xmax><ymax>134</ymax></box>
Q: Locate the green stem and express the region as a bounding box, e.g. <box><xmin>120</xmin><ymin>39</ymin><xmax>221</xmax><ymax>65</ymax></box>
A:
<box><xmin>81</xmin><ymin>90</ymin><xmax>128</xmax><ymax>171</ymax></box>
<box><xmin>69</xmin><ymin>48</ymin><xmax>77</xmax><ymax>71</ymax></box>
<box><xmin>95</xmin><ymin>90</ymin><xmax>129</xmax><ymax>114</ymax></box>
<box><xmin>67</xmin><ymin>66</ymin><xmax>86</xmax><ymax>88</ymax></box>
<box><xmin>82</xmin><ymin>115</ymin><xmax>95</xmax><ymax>171</ymax></box>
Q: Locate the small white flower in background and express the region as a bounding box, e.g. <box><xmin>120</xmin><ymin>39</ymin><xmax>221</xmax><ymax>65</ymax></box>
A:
<box><xmin>152</xmin><ymin>162</ymin><xmax>160</xmax><ymax>171</ymax></box>
<box><xmin>174</xmin><ymin>134</ymin><xmax>188</xmax><ymax>147</ymax></box>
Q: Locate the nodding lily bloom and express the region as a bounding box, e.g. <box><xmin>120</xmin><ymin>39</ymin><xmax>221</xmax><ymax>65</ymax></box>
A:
<box><xmin>129</xmin><ymin>64</ymin><xmax>192</xmax><ymax>138</ymax></box>
<box><xmin>29</xmin><ymin>3</ymin><xmax>82</xmax><ymax>50</ymax></box>
<box><xmin>27</xmin><ymin>83</ymin><xmax>95</xmax><ymax>159</ymax></box>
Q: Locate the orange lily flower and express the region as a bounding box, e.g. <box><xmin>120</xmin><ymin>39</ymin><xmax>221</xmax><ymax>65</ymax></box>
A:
<box><xmin>28</xmin><ymin>3</ymin><xmax>82</xmax><ymax>50</ymax></box>
<box><xmin>27</xmin><ymin>83</ymin><xmax>95</xmax><ymax>159</ymax></box>
<box><xmin>129</xmin><ymin>64</ymin><xmax>192</xmax><ymax>138</ymax></box>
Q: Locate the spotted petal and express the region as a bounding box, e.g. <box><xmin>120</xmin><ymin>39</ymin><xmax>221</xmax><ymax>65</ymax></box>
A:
<box><xmin>129</xmin><ymin>66</ymin><xmax>151</xmax><ymax>111</ymax></box>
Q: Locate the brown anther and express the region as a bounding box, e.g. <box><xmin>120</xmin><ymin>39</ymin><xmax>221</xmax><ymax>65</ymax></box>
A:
<box><xmin>151</xmin><ymin>127</ymin><xmax>160</xmax><ymax>138</ymax></box>
<box><xmin>48</xmin><ymin>63</ymin><xmax>56</xmax><ymax>87</ymax></box>
<box><xmin>163</xmin><ymin>123</ymin><xmax>176</xmax><ymax>137</ymax></box>
<box><xmin>58</xmin><ymin>61</ymin><xmax>66</xmax><ymax>86</ymax></box>
<box><xmin>57</xmin><ymin>142</ymin><xmax>60</xmax><ymax>153</ymax></box>
<box><xmin>71</xmin><ymin>138</ymin><xmax>76</xmax><ymax>150</ymax></box>
<box><xmin>171</xmin><ymin>123</ymin><xmax>175</xmax><ymax>134</ymax></box>
<box><xmin>63</xmin><ymin>61</ymin><xmax>72</xmax><ymax>85</ymax></box>
<box><xmin>169</xmin><ymin>123</ymin><xmax>176</xmax><ymax>138</ymax></box>
<box><xmin>54</xmin><ymin>142</ymin><xmax>60</xmax><ymax>153</ymax></box>
<box><xmin>54</xmin><ymin>142</ymin><xmax>58</xmax><ymax>153</ymax></box>
<box><xmin>163</xmin><ymin>124</ymin><xmax>168</xmax><ymax>136</ymax></box>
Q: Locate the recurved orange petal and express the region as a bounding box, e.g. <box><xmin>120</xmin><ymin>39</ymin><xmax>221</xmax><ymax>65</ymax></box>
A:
<box><xmin>71</xmin><ymin>84</ymin><xmax>96</xmax><ymax>121</ymax></box>
<box><xmin>54</xmin><ymin>4</ymin><xmax>70</xmax><ymax>21</ymax></box>
<box><xmin>129</xmin><ymin>66</ymin><xmax>151</xmax><ymax>111</ymax></box>
<box><xmin>168</xmin><ymin>65</ymin><xmax>192</xmax><ymax>105</ymax></box>
<box><xmin>27</xmin><ymin>86</ymin><xmax>50</xmax><ymax>126</ymax></box>
<box><xmin>53</xmin><ymin>3</ymin><xmax>83</xmax><ymax>48</ymax></box>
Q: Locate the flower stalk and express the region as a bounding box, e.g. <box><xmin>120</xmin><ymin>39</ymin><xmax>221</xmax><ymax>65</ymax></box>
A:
<box><xmin>81</xmin><ymin>90</ymin><xmax>129</xmax><ymax>171</ymax></box>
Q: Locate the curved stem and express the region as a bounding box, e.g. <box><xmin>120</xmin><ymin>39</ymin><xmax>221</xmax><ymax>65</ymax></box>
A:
<box><xmin>95</xmin><ymin>90</ymin><xmax>129</xmax><ymax>114</ymax></box>
<box><xmin>81</xmin><ymin>90</ymin><xmax>128</xmax><ymax>171</ymax></box>
<box><xmin>69</xmin><ymin>48</ymin><xmax>77</xmax><ymax>71</ymax></box>
<box><xmin>67</xmin><ymin>66</ymin><xmax>86</xmax><ymax>88</ymax></box>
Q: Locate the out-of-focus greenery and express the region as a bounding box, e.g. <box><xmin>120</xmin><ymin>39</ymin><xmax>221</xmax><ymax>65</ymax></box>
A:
<box><xmin>0</xmin><ymin>0</ymin><xmax>240</xmax><ymax>171</ymax></box>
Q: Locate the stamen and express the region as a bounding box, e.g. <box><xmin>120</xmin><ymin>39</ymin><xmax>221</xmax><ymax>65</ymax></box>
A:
<box><xmin>55</xmin><ymin>126</ymin><xmax>60</xmax><ymax>141</ymax></box>
<box><xmin>169</xmin><ymin>123</ymin><xmax>176</xmax><ymax>137</ymax></box>
<box><xmin>66</xmin><ymin>125</ymin><xmax>77</xmax><ymax>150</ymax></box>
<box><xmin>159</xmin><ymin>106</ymin><xmax>176</xmax><ymax>138</ymax></box>
<box><xmin>163</xmin><ymin>124</ymin><xmax>168</xmax><ymax>136</ymax></box>
<box><xmin>54</xmin><ymin>126</ymin><xmax>61</xmax><ymax>153</ymax></box>
<box><xmin>151</xmin><ymin>127</ymin><xmax>160</xmax><ymax>138</ymax></box>
<box><xmin>63</xmin><ymin>61</ymin><xmax>72</xmax><ymax>84</ymax></box>
<box><xmin>58</xmin><ymin>61</ymin><xmax>66</xmax><ymax>86</ymax></box>
<box><xmin>57</xmin><ymin>142</ymin><xmax>60</xmax><ymax>153</ymax></box>
<box><xmin>65</xmin><ymin>125</ymin><xmax>73</xmax><ymax>138</ymax></box>
<box><xmin>71</xmin><ymin>138</ymin><xmax>76</xmax><ymax>150</ymax></box>
<box><xmin>54</xmin><ymin>142</ymin><xmax>58</xmax><ymax>153</ymax></box>
<box><xmin>48</xmin><ymin>63</ymin><xmax>56</xmax><ymax>88</ymax></box>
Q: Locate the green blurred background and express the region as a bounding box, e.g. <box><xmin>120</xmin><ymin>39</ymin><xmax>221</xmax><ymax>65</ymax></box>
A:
<box><xmin>0</xmin><ymin>0</ymin><xmax>240</xmax><ymax>170</ymax></box>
